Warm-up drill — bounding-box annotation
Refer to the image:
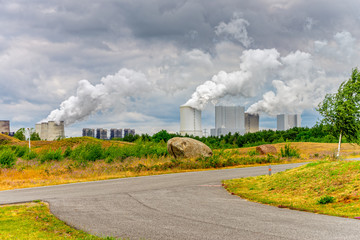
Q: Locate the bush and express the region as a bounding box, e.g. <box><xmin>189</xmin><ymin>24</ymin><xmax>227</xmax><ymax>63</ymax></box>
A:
<box><xmin>39</xmin><ymin>148</ymin><xmax>63</xmax><ymax>163</ymax></box>
<box><xmin>0</xmin><ymin>149</ymin><xmax>16</xmax><ymax>168</ymax></box>
<box><xmin>280</xmin><ymin>144</ymin><xmax>300</xmax><ymax>158</ymax></box>
<box><xmin>63</xmin><ymin>146</ymin><xmax>72</xmax><ymax>158</ymax></box>
<box><xmin>13</xmin><ymin>146</ymin><xmax>28</xmax><ymax>158</ymax></box>
<box><xmin>317</xmin><ymin>195</ymin><xmax>335</xmax><ymax>204</ymax></box>
<box><xmin>71</xmin><ymin>143</ymin><xmax>104</xmax><ymax>162</ymax></box>
<box><xmin>25</xmin><ymin>151</ymin><xmax>38</xmax><ymax>160</ymax></box>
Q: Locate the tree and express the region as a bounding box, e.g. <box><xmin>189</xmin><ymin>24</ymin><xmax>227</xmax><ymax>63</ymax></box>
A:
<box><xmin>13</xmin><ymin>128</ymin><xmax>26</xmax><ymax>141</ymax></box>
<box><xmin>317</xmin><ymin>68</ymin><xmax>360</xmax><ymax>157</ymax></box>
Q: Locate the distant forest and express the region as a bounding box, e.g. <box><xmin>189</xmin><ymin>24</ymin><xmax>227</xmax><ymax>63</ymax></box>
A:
<box><xmin>116</xmin><ymin>124</ymin><xmax>343</xmax><ymax>149</ymax></box>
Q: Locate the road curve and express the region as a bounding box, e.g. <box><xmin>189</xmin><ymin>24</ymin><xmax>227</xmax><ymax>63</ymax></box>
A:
<box><xmin>1</xmin><ymin>163</ymin><xmax>360</xmax><ymax>240</ymax></box>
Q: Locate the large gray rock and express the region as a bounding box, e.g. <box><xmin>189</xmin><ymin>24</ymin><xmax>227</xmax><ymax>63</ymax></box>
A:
<box><xmin>167</xmin><ymin>137</ymin><xmax>213</xmax><ymax>158</ymax></box>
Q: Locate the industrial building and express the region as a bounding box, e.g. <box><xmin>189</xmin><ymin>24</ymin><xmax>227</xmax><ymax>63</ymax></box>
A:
<box><xmin>96</xmin><ymin>128</ymin><xmax>108</xmax><ymax>140</ymax></box>
<box><xmin>245</xmin><ymin>113</ymin><xmax>260</xmax><ymax>133</ymax></box>
<box><xmin>0</xmin><ymin>120</ymin><xmax>10</xmax><ymax>134</ymax></box>
<box><xmin>123</xmin><ymin>128</ymin><xmax>135</xmax><ymax>137</ymax></box>
<box><xmin>211</xmin><ymin>106</ymin><xmax>249</xmax><ymax>136</ymax></box>
<box><xmin>209</xmin><ymin>106</ymin><xmax>260</xmax><ymax>137</ymax></box>
<box><xmin>82</xmin><ymin>128</ymin><xmax>95</xmax><ymax>138</ymax></box>
<box><xmin>179</xmin><ymin>105</ymin><xmax>202</xmax><ymax>137</ymax></box>
<box><xmin>35</xmin><ymin>121</ymin><xmax>65</xmax><ymax>140</ymax></box>
<box><xmin>110</xmin><ymin>128</ymin><xmax>122</xmax><ymax>139</ymax></box>
<box><xmin>277</xmin><ymin>114</ymin><xmax>301</xmax><ymax>131</ymax></box>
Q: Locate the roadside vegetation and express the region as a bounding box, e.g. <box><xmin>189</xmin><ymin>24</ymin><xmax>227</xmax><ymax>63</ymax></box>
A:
<box><xmin>0</xmin><ymin>201</ymin><xmax>120</xmax><ymax>240</ymax></box>
<box><xmin>224</xmin><ymin>160</ymin><xmax>360</xmax><ymax>218</ymax></box>
<box><xmin>2</xmin><ymin>125</ymin><xmax>360</xmax><ymax>191</ymax></box>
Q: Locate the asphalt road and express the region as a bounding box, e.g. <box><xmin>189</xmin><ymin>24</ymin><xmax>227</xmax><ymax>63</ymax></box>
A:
<box><xmin>1</xmin><ymin>163</ymin><xmax>360</xmax><ymax>240</ymax></box>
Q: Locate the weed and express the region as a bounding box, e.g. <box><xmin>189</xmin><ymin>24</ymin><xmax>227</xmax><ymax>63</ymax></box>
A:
<box><xmin>318</xmin><ymin>195</ymin><xmax>336</xmax><ymax>204</ymax></box>
<box><xmin>248</xmin><ymin>149</ymin><xmax>259</xmax><ymax>156</ymax></box>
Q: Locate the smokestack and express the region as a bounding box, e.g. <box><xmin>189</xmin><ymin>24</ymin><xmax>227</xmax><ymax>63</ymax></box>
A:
<box><xmin>180</xmin><ymin>105</ymin><xmax>202</xmax><ymax>137</ymax></box>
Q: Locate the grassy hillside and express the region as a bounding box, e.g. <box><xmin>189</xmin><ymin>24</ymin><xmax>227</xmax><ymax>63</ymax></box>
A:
<box><xmin>224</xmin><ymin>160</ymin><xmax>360</xmax><ymax>218</ymax></box>
<box><xmin>1</xmin><ymin>135</ymin><xmax>360</xmax><ymax>191</ymax></box>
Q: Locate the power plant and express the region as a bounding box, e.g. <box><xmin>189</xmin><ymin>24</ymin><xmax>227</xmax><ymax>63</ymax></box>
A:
<box><xmin>180</xmin><ymin>105</ymin><xmax>202</xmax><ymax>137</ymax></box>
<box><xmin>35</xmin><ymin>121</ymin><xmax>65</xmax><ymax>140</ymax></box>
<box><xmin>277</xmin><ymin>114</ymin><xmax>301</xmax><ymax>131</ymax></box>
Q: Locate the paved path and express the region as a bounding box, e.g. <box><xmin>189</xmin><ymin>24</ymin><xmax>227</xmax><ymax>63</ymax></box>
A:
<box><xmin>1</xmin><ymin>163</ymin><xmax>360</xmax><ymax>239</ymax></box>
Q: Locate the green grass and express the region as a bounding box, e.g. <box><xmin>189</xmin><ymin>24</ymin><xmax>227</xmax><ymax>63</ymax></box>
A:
<box><xmin>0</xmin><ymin>202</ymin><xmax>120</xmax><ymax>240</ymax></box>
<box><xmin>223</xmin><ymin>160</ymin><xmax>360</xmax><ymax>218</ymax></box>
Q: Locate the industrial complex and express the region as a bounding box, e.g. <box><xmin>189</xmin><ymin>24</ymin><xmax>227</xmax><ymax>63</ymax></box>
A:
<box><xmin>2</xmin><ymin>106</ymin><xmax>301</xmax><ymax>141</ymax></box>
<box><xmin>82</xmin><ymin>128</ymin><xmax>135</xmax><ymax>140</ymax></box>
<box><xmin>179</xmin><ymin>105</ymin><xmax>300</xmax><ymax>137</ymax></box>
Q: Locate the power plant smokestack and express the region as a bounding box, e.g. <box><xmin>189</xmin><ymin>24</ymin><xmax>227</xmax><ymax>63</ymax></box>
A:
<box><xmin>180</xmin><ymin>106</ymin><xmax>202</xmax><ymax>137</ymax></box>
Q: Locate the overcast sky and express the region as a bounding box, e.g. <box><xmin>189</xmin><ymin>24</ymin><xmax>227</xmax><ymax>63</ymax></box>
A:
<box><xmin>1</xmin><ymin>0</ymin><xmax>360</xmax><ymax>136</ymax></box>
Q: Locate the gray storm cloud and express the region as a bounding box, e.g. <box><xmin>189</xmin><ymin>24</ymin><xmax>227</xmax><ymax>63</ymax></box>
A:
<box><xmin>215</xmin><ymin>12</ymin><xmax>253</xmax><ymax>48</ymax></box>
<box><xmin>43</xmin><ymin>68</ymin><xmax>150</xmax><ymax>125</ymax></box>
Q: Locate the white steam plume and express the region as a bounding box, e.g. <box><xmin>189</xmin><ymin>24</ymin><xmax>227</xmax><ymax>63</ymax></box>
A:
<box><xmin>184</xmin><ymin>48</ymin><xmax>282</xmax><ymax>110</ymax></box>
<box><xmin>43</xmin><ymin>68</ymin><xmax>150</xmax><ymax>125</ymax></box>
<box><xmin>185</xmin><ymin>48</ymin><xmax>333</xmax><ymax>116</ymax></box>
<box><xmin>247</xmin><ymin>51</ymin><xmax>327</xmax><ymax>115</ymax></box>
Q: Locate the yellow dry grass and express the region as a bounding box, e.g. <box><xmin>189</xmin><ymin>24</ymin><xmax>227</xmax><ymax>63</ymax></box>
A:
<box><xmin>1</xmin><ymin>141</ymin><xmax>360</xmax><ymax>191</ymax></box>
<box><xmin>233</xmin><ymin>142</ymin><xmax>360</xmax><ymax>159</ymax></box>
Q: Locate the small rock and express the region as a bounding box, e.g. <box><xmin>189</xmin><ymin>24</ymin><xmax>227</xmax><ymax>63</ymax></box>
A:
<box><xmin>167</xmin><ymin>137</ymin><xmax>213</xmax><ymax>158</ymax></box>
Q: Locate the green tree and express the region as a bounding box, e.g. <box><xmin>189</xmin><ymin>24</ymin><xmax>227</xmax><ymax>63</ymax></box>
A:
<box><xmin>13</xmin><ymin>128</ymin><xmax>26</xmax><ymax>141</ymax></box>
<box><xmin>317</xmin><ymin>68</ymin><xmax>360</xmax><ymax>157</ymax></box>
<box><xmin>30</xmin><ymin>131</ymin><xmax>41</xmax><ymax>141</ymax></box>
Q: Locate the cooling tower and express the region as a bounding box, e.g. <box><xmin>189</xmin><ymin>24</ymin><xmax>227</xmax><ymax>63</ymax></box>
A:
<box><xmin>48</xmin><ymin>121</ymin><xmax>65</xmax><ymax>140</ymax></box>
<box><xmin>277</xmin><ymin>114</ymin><xmax>301</xmax><ymax>131</ymax></box>
<box><xmin>0</xmin><ymin>120</ymin><xmax>10</xmax><ymax>133</ymax></box>
<box><xmin>36</xmin><ymin>121</ymin><xmax>65</xmax><ymax>140</ymax></box>
<box><xmin>245</xmin><ymin>113</ymin><xmax>259</xmax><ymax>133</ymax></box>
<box><xmin>40</xmin><ymin>122</ymin><xmax>48</xmax><ymax>140</ymax></box>
<box><xmin>180</xmin><ymin>105</ymin><xmax>202</xmax><ymax>137</ymax></box>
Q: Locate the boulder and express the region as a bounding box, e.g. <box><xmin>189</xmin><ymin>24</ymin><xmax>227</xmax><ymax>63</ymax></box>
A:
<box><xmin>256</xmin><ymin>144</ymin><xmax>277</xmax><ymax>155</ymax></box>
<box><xmin>167</xmin><ymin>137</ymin><xmax>213</xmax><ymax>158</ymax></box>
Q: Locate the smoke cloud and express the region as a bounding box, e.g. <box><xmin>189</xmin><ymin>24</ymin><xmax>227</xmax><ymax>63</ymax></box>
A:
<box><xmin>43</xmin><ymin>68</ymin><xmax>150</xmax><ymax>125</ymax></box>
<box><xmin>184</xmin><ymin>48</ymin><xmax>281</xmax><ymax>110</ymax></box>
<box><xmin>185</xmin><ymin>48</ymin><xmax>332</xmax><ymax>116</ymax></box>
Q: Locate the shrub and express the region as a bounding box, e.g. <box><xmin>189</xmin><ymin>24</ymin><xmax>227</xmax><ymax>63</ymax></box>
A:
<box><xmin>63</xmin><ymin>146</ymin><xmax>72</xmax><ymax>158</ymax></box>
<box><xmin>13</xmin><ymin>146</ymin><xmax>28</xmax><ymax>158</ymax></box>
<box><xmin>39</xmin><ymin>148</ymin><xmax>63</xmax><ymax>163</ymax></box>
<box><xmin>24</xmin><ymin>151</ymin><xmax>37</xmax><ymax>160</ymax></box>
<box><xmin>280</xmin><ymin>144</ymin><xmax>300</xmax><ymax>158</ymax></box>
<box><xmin>317</xmin><ymin>195</ymin><xmax>335</xmax><ymax>204</ymax></box>
<box><xmin>0</xmin><ymin>149</ymin><xmax>16</xmax><ymax>168</ymax></box>
<box><xmin>248</xmin><ymin>149</ymin><xmax>259</xmax><ymax>156</ymax></box>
